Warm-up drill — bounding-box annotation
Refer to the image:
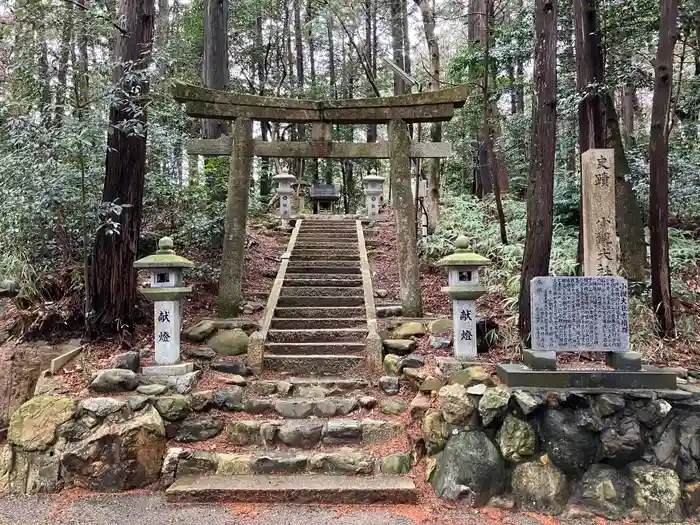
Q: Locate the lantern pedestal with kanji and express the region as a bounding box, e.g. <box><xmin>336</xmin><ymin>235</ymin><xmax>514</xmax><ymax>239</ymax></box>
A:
<box><xmin>134</xmin><ymin>237</ymin><xmax>195</xmax><ymax>376</ymax></box>
<box><xmin>362</xmin><ymin>170</ymin><xmax>385</xmax><ymax>221</ymax></box>
<box><xmin>436</xmin><ymin>235</ymin><xmax>490</xmax><ymax>361</ymax></box>
<box><xmin>273</xmin><ymin>169</ymin><xmax>297</xmax><ymax>220</ymax></box>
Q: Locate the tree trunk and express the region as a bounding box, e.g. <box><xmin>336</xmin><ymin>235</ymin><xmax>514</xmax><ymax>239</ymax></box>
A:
<box><xmin>55</xmin><ymin>5</ymin><xmax>72</xmax><ymax>128</ymax></box>
<box><xmin>621</xmin><ymin>51</ymin><xmax>635</xmax><ymax>146</ymax></box>
<box><xmin>390</xmin><ymin>0</ymin><xmax>406</xmax><ymax>95</ymax></box>
<box><xmin>573</xmin><ymin>0</ymin><xmax>605</xmax><ymax>274</ymax></box>
<box><xmin>603</xmin><ymin>93</ymin><xmax>647</xmax><ymax>281</ymax></box>
<box><xmin>415</xmin><ymin>0</ymin><xmax>441</xmax><ymax>233</ymax></box>
<box><xmin>648</xmin><ymin>0</ymin><xmax>677</xmax><ymax>336</ymax></box>
<box><xmin>218</xmin><ymin>118</ymin><xmax>253</xmax><ymax>318</ymax></box>
<box><xmin>75</xmin><ymin>0</ymin><xmax>90</xmax><ymax>109</ymax></box>
<box><xmin>89</xmin><ymin>0</ymin><xmax>154</xmax><ymax>336</ymax></box>
<box><xmin>293</xmin><ymin>0</ymin><xmax>305</xmax><ymax>181</ymax></box>
<box><xmin>390</xmin><ymin>119</ymin><xmax>422</xmax><ymax>317</ymax></box>
<box><xmin>307</xmin><ymin>0</ymin><xmax>319</xmax><ymax>182</ymax></box>
<box><xmin>365</xmin><ymin>0</ymin><xmax>377</xmax><ymax>144</ymax></box>
<box><xmin>518</xmin><ymin>0</ymin><xmax>557</xmax><ymax>342</ymax></box>
<box><xmin>202</xmin><ymin>0</ymin><xmax>229</xmax><ymax>140</ymax></box>
<box><xmin>156</xmin><ymin>0</ymin><xmax>169</xmax><ymax>83</ymax></box>
<box><xmin>255</xmin><ymin>13</ymin><xmax>271</xmax><ymax>200</ymax></box>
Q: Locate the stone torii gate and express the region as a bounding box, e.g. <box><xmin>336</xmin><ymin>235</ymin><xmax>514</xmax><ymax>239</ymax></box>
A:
<box><xmin>173</xmin><ymin>81</ymin><xmax>468</xmax><ymax>316</ymax></box>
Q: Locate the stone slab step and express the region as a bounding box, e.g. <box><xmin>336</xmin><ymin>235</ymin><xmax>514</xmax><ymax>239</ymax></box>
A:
<box><xmin>249</xmin><ymin>377</ymin><xmax>370</xmax><ymax>396</ymax></box>
<box><xmin>224</xmin><ymin>418</ymin><xmax>402</xmax><ymax>448</ymax></box>
<box><xmin>288</xmin><ymin>260</ymin><xmax>360</xmax><ymax>269</ymax></box>
<box><xmin>266</xmin><ymin>342</ymin><xmax>366</xmax><ymax>355</ymax></box>
<box><xmin>283</xmin><ymin>273</ymin><xmax>363</xmax><ymax>282</ymax></box>
<box><xmin>274</xmin><ymin>306</ymin><xmax>366</xmax><ymax>318</ymax></box>
<box><xmin>292</xmin><ymin>250</ymin><xmax>359</xmax><ymax>257</ymax></box>
<box><xmin>267</xmin><ymin>328</ymin><xmax>368</xmax><ymax>343</ymax></box>
<box><xmin>270</xmin><ymin>318</ymin><xmax>367</xmax><ymax>330</ymax></box>
<box><xmin>167</xmin><ymin>475</ymin><xmax>417</xmax><ymax>504</ymax></box>
<box><xmin>277</xmin><ymin>296</ymin><xmax>364</xmax><ymax>307</ymax></box>
<box><xmin>279</xmin><ymin>287</ymin><xmax>363</xmax><ymax>297</ymax></box>
<box><xmin>298</xmin><ymin>230</ymin><xmax>357</xmax><ymax>236</ymax></box>
<box><xmin>294</xmin><ymin>242</ymin><xmax>359</xmax><ymax>249</ymax></box>
<box><xmin>285</xmin><ymin>265</ymin><xmax>360</xmax><ymax>275</ymax></box>
<box><xmin>264</xmin><ymin>355</ymin><xmax>365</xmax><ymax>376</ymax></box>
<box><xmin>296</xmin><ymin>236</ymin><xmax>358</xmax><ymax>242</ymax></box>
<box><xmin>282</xmin><ymin>278</ymin><xmax>362</xmax><ymax>287</ymax></box>
<box><xmin>237</xmin><ymin>396</ymin><xmax>363</xmax><ymax>418</ymax></box>
<box><xmin>290</xmin><ymin>254</ymin><xmax>360</xmax><ymax>262</ymax></box>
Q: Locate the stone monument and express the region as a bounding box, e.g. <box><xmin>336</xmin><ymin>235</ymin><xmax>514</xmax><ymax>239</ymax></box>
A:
<box><xmin>134</xmin><ymin>237</ymin><xmax>195</xmax><ymax>376</ymax></box>
<box><xmin>436</xmin><ymin>235</ymin><xmax>490</xmax><ymax>360</ymax></box>
<box><xmin>362</xmin><ymin>169</ymin><xmax>385</xmax><ymax>221</ymax></box>
<box><xmin>581</xmin><ymin>149</ymin><xmax>618</xmax><ymax>276</ymax></box>
<box><xmin>273</xmin><ymin>169</ymin><xmax>297</xmax><ymax>220</ymax></box>
<box><xmin>498</xmin><ymin>276</ymin><xmax>676</xmax><ymax>389</ymax></box>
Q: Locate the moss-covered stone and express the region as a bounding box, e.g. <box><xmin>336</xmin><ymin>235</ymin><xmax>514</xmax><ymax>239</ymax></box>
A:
<box><xmin>379</xmin><ymin>453</ymin><xmax>412</xmax><ymax>474</ymax></box>
<box><xmin>207</xmin><ymin>329</ymin><xmax>249</xmax><ymax>356</ymax></box>
<box><xmin>9</xmin><ymin>396</ymin><xmax>76</xmax><ymax>451</ymax></box>
<box><xmin>393</xmin><ymin>322</ymin><xmax>425</xmax><ymax>339</ymax></box>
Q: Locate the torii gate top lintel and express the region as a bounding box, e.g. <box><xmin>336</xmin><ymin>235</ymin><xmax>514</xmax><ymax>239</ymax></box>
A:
<box><xmin>172</xmin><ymin>81</ymin><xmax>469</xmax><ymax>125</ymax></box>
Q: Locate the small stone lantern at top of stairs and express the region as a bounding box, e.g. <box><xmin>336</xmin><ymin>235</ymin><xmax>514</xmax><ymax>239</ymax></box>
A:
<box><xmin>362</xmin><ymin>169</ymin><xmax>385</xmax><ymax>221</ymax></box>
<box><xmin>273</xmin><ymin>169</ymin><xmax>297</xmax><ymax>220</ymax></box>
<box><xmin>436</xmin><ymin>235</ymin><xmax>491</xmax><ymax>362</ymax></box>
<box><xmin>134</xmin><ymin>236</ymin><xmax>195</xmax><ymax>376</ymax></box>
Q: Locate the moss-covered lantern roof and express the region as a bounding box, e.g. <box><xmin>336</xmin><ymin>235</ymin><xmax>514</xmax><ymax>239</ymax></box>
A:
<box><xmin>134</xmin><ymin>237</ymin><xmax>195</xmax><ymax>269</ymax></box>
<box><xmin>436</xmin><ymin>235</ymin><xmax>491</xmax><ymax>267</ymax></box>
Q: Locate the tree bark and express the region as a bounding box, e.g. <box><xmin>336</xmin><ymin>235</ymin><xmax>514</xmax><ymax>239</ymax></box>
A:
<box><xmin>573</xmin><ymin>0</ymin><xmax>605</xmax><ymax>274</ymax></box>
<box><xmin>648</xmin><ymin>0</ymin><xmax>678</xmax><ymax>336</ymax></box>
<box><xmin>218</xmin><ymin>118</ymin><xmax>253</xmax><ymax>318</ymax></box>
<box><xmin>415</xmin><ymin>0</ymin><xmax>441</xmax><ymax>233</ymax></box>
<box><xmin>307</xmin><ymin>0</ymin><xmax>319</xmax><ymax>182</ymax></box>
<box><xmin>365</xmin><ymin>0</ymin><xmax>377</xmax><ymax>144</ymax></box>
<box><xmin>621</xmin><ymin>51</ymin><xmax>635</xmax><ymax>147</ymax></box>
<box><xmin>389</xmin><ymin>119</ymin><xmax>422</xmax><ymax>317</ymax></box>
<box><xmin>603</xmin><ymin>93</ymin><xmax>647</xmax><ymax>281</ymax></box>
<box><xmin>390</xmin><ymin>0</ymin><xmax>407</xmax><ymax>95</ymax></box>
<box><xmin>293</xmin><ymin>0</ymin><xmax>305</xmax><ymax>180</ymax></box>
<box><xmin>89</xmin><ymin>0</ymin><xmax>154</xmax><ymax>336</ymax></box>
<box><xmin>518</xmin><ymin>0</ymin><xmax>557</xmax><ymax>342</ymax></box>
<box><xmin>255</xmin><ymin>13</ymin><xmax>271</xmax><ymax>200</ymax></box>
<box><xmin>202</xmin><ymin>0</ymin><xmax>229</xmax><ymax>140</ymax></box>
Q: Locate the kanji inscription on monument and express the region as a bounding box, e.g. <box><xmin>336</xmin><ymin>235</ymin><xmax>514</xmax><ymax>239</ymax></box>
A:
<box><xmin>531</xmin><ymin>276</ymin><xmax>629</xmax><ymax>352</ymax></box>
<box><xmin>453</xmin><ymin>299</ymin><xmax>477</xmax><ymax>359</ymax></box>
<box><xmin>581</xmin><ymin>149</ymin><xmax>618</xmax><ymax>276</ymax></box>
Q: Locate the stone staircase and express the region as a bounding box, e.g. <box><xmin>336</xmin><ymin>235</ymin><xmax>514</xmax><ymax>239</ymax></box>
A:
<box><xmin>166</xmin><ymin>219</ymin><xmax>417</xmax><ymax>504</ymax></box>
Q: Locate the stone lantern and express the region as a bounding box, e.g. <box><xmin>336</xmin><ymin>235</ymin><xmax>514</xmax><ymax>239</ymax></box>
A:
<box><xmin>436</xmin><ymin>235</ymin><xmax>491</xmax><ymax>361</ymax></box>
<box><xmin>362</xmin><ymin>169</ymin><xmax>385</xmax><ymax>220</ymax></box>
<box><xmin>134</xmin><ymin>237</ymin><xmax>195</xmax><ymax>376</ymax></box>
<box><xmin>273</xmin><ymin>169</ymin><xmax>297</xmax><ymax>219</ymax></box>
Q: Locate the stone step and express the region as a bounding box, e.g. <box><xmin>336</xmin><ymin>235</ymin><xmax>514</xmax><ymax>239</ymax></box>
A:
<box><xmin>249</xmin><ymin>377</ymin><xmax>370</xmax><ymax>395</ymax></box>
<box><xmin>167</xmin><ymin>475</ymin><xmax>416</xmax><ymax>504</ymax></box>
<box><xmin>279</xmin><ymin>287</ymin><xmax>363</xmax><ymax>298</ymax></box>
<box><xmin>288</xmin><ymin>260</ymin><xmax>360</xmax><ymax>269</ymax></box>
<box><xmin>298</xmin><ymin>229</ymin><xmax>357</xmax><ymax>235</ymax></box>
<box><xmin>291</xmin><ymin>249</ymin><xmax>360</xmax><ymax>257</ymax></box>
<box><xmin>294</xmin><ymin>242</ymin><xmax>359</xmax><ymax>250</ymax></box>
<box><xmin>270</xmin><ymin>318</ymin><xmax>367</xmax><ymax>330</ymax></box>
<box><xmin>296</xmin><ymin>233</ymin><xmax>357</xmax><ymax>239</ymax></box>
<box><xmin>277</xmin><ymin>296</ymin><xmax>364</xmax><ymax>307</ymax></box>
<box><xmin>282</xmin><ymin>277</ymin><xmax>363</xmax><ymax>287</ymax></box>
<box><xmin>266</xmin><ymin>342</ymin><xmax>366</xmax><ymax>355</ymax></box>
<box><xmin>285</xmin><ymin>265</ymin><xmax>360</xmax><ymax>275</ymax></box>
<box><xmin>274</xmin><ymin>306</ymin><xmax>366</xmax><ymax>318</ymax></box>
<box><xmin>264</xmin><ymin>355</ymin><xmax>365</xmax><ymax>376</ymax></box>
<box><xmin>290</xmin><ymin>254</ymin><xmax>360</xmax><ymax>262</ymax></box>
<box><xmin>267</xmin><ymin>328</ymin><xmax>368</xmax><ymax>343</ymax></box>
<box><xmin>238</xmin><ymin>395</ymin><xmax>364</xmax><ymax>418</ymax></box>
<box><xmin>224</xmin><ymin>418</ymin><xmax>402</xmax><ymax>448</ymax></box>
<box><xmin>284</xmin><ymin>273</ymin><xmax>363</xmax><ymax>282</ymax></box>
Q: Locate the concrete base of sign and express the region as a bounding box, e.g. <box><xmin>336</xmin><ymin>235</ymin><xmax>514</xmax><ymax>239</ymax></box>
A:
<box><xmin>142</xmin><ymin>363</ymin><xmax>194</xmax><ymax>376</ymax></box>
<box><xmin>497</xmin><ymin>363</ymin><xmax>677</xmax><ymax>390</ymax></box>
<box><xmin>522</xmin><ymin>350</ymin><xmax>556</xmax><ymax>371</ymax></box>
<box><xmin>606</xmin><ymin>351</ymin><xmax>642</xmax><ymax>371</ymax></box>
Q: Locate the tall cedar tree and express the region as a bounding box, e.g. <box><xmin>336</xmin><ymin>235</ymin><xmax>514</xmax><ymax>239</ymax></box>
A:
<box><xmin>648</xmin><ymin>0</ymin><xmax>678</xmax><ymax>335</ymax></box>
<box><xmin>89</xmin><ymin>0</ymin><xmax>154</xmax><ymax>336</ymax></box>
<box><xmin>518</xmin><ymin>0</ymin><xmax>557</xmax><ymax>341</ymax></box>
<box><xmin>202</xmin><ymin>0</ymin><xmax>228</xmax><ymax>140</ymax></box>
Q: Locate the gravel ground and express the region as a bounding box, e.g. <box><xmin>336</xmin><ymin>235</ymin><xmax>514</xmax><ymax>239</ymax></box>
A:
<box><xmin>0</xmin><ymin>493</ymin><xmax>611</xmax><ymax>525</ymax></box>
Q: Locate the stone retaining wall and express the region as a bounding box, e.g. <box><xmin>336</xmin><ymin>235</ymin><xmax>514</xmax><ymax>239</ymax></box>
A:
<box><xmin>426</xmin><ymin>386</ymin><xmax>700</xmax><ymax>522</ymax></box>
